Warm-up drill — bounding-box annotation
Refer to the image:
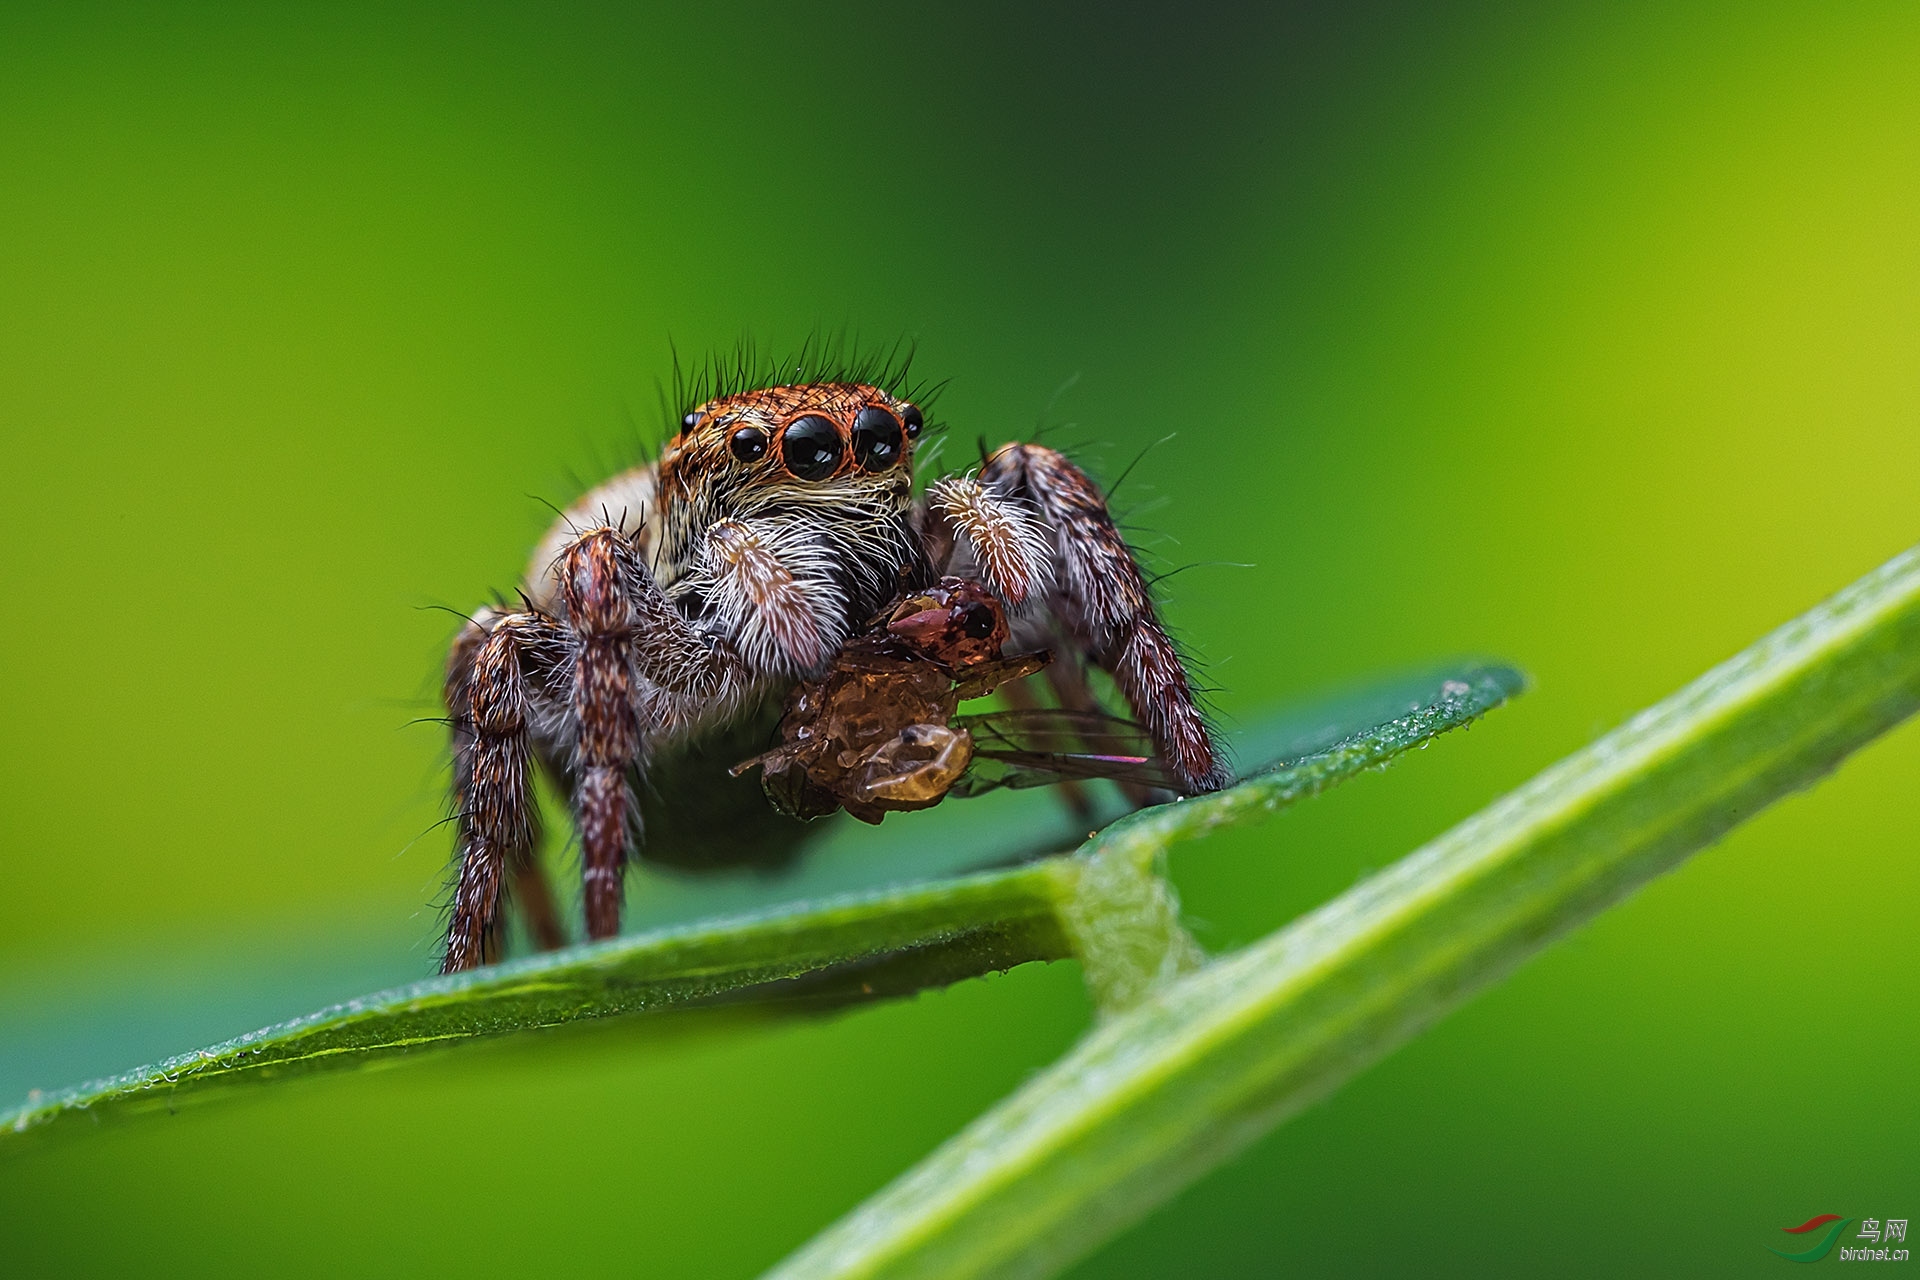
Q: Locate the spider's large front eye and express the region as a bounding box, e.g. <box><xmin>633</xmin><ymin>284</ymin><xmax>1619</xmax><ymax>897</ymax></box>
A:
<box><xmin>729</xmin><ymin>425</ymin><xmax>769</xmax><ymax>462</ymax></box>
<box><xmin>781</xmin><ymin>415</ymin><xmax>843</xmax><ymax>480</ymax></box>
<box><xmin>900</xmin><ymin>404</ymin><xmax>924</xmax><ymax>439</ymax></box>
<box><xmin>851</xmin><ymin>406</ymin><xmax>904</xmax><ymax>472</ymax></box>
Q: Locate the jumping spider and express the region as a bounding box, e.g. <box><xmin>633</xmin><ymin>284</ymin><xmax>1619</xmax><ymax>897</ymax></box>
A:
<box><xmin>441</xmin><ymin>367</ymin><xmax>1229</xmax><ymax>972</ymax></box>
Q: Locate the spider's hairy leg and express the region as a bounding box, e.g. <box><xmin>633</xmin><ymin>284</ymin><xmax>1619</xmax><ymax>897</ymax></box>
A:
<box><xmin>579</xmin><ymin>527</ymin><xmax>751</xmax><ymax>700</ymax></box>
<box><xmin>979</xmin><ymin>443</ymin><xmax>1231</xmax><ymax>794</ymax></box>
<box><xmin>442</xmin><ymin>609</ymin><xmax>564</xmax><ymax>974</ymax></box>
<box><xmin>554</xmin><ymin>525</ymin><xmax>758</xmax><ymax>938</ymax></box>
<box><xmin>450</xmin><ymin>617</ymin><xmax>566</xmax><ymax>958</ymax></box>
<box><xmin>558</xmin><ymin>530</ymin><xmax>644</xmax><ymax>941</ymax></box>
<box><xmin>927</xmin><ymin>475</ymin><xmax>1055</xmax><ymax>606</ymax></box>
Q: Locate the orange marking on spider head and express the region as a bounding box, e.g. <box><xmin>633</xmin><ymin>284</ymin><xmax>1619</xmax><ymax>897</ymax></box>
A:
<box><xmin>660</xmin><ymin>382</ymin><xmax>924</xmax><ymax>503</ymax></box>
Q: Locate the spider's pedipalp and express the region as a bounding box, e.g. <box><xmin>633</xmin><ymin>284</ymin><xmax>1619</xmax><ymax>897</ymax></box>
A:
<box><xmin>701</xmin><ymin>517</ymin><xmax>840</xmax><ymax>676</ymax></box>
<box><xmin>928</xmin><ymin>474</ymin><xmax>1055</xmax><ymax>607</ymax></box>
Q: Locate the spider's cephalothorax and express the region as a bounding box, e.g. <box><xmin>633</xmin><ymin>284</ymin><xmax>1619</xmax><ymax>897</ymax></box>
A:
<box><xmin>441</xmin><ymin>378</ymin><xmax>1230</xmax><ymax>972</ymax></box>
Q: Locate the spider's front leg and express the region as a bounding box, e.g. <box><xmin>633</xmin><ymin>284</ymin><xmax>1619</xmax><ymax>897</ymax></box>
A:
<box><xmin>556</xmin><ymin>530</ymin><xmax>647</xmax><ymax>941</ymax></box>
<box><xmin>552</xmin><ymin>522</ymin><xmax>816</xmax><ymax>938</ymax></box>
<box><xmin>931</xmin><ymin>444</ymin><xmax>1231</xmax><ymax>793</ymax></box>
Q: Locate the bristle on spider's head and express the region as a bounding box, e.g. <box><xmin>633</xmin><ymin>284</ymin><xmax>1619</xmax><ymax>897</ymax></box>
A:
<box><xmin>652</xmin><ymin>333</ymin><xmax>951</xmax><ymax>508</ymax></box>
<box><xmin>660</xmin><ymin>330</ymin><xmax>946</xmax><ymax>441</ymax></box>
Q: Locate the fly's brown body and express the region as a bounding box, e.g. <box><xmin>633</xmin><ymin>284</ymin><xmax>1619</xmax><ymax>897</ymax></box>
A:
<box><xmin>734</xmin><ymin>578</ymin><xmax>1048</xmax><ymax>825</ymax></box>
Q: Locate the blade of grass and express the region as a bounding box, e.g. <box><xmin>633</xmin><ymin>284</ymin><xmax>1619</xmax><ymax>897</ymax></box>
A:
<box><xmin>768</xmin><ymin>545</ymin><xmax>1920</xmax><ymax>1280</ymax></box>
<box><xmin>0</xmin><ymin>665</ymin><xmax>1520</xmax><ymax>1146</ymax></box>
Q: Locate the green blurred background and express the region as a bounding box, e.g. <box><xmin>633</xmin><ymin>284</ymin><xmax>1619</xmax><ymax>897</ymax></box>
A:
<box><xmin>2</xmin><ymin>1</ymin><xmax>1915</xmax><ymax>1274</ymax></box>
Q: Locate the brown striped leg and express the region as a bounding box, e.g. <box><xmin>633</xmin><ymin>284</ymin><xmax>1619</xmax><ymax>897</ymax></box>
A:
<box><xmin>443</xmin><ymin>612</ymin><xmax>560</xmax><ymax>973</ymax></box>
<box><xmin>558</xmin><ymin>532</ymin><xmax>640</xmax><ymax>940</ymax></box>
<box><xmin>979</xmin><ymin>444</ymin><xmax>1230</xmax><ymax>793</ymax></box>
<box><xmin>551</xmin><ymin>524</ymin><xmax>760</xmax><ymax>941</ymax></box>
<box><xmin>558</xmin><ymin>530</ymin><xmax>644</xmax><ymax>941</ymax></box>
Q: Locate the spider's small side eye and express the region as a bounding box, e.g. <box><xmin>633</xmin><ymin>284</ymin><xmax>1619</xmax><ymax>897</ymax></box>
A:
<box><xmin>729</xmin><ymin>425</ymin><xmax>769</xmax><ymax>462</ymax></box>
<box><xmin>851</xmin><ymin>406</ymin><xmax>904</xmax><ymax>472</ymax></box>
<box><xmin>682</xmin><ymin>412</ymin><xmax>702</xmax><ymax>435</ymax></box>
<box><xmin>900</xmin><ymin>404</ymin><xmax>924</xmax><ymax>439</ymax></box>
<box><xmin>781</xmin><ymin>415</ymin><xmax>843</xmax><ymax>480</ymax></box>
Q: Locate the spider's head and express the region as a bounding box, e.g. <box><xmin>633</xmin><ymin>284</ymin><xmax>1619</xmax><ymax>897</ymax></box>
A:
<box><xmin>658</xmin><ymin>382</ymin><xmax>924</xmax><ymax>516</ymax></box>
<box><xmin>654</xmin><ymin>382</ymin><xmax>929</xmax><ymax>661</ymax></box>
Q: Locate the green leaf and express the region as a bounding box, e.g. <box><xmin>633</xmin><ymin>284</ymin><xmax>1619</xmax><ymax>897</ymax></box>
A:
<box><xmin>1</xmin><ymin>664</ymin><xmax>1520</xmax><ymax>1145</ymax></box>
<box><xmin>766</xmin><ymin>545</ymin><xmax>1920</xmax><ymax>1280</ymax></box>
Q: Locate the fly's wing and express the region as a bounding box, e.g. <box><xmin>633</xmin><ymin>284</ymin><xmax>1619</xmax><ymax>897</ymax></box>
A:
<box><xmin>948</xmin><ymin>707</ymin><xmax>1183</xmax><ymax>796</ymax></box>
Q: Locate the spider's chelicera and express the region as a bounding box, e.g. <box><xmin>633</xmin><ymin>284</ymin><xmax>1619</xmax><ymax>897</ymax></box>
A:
<box><xmin>440</xmin><ymin>367</ymin><xmax>1230</xmax><ymax>972</ymax></box>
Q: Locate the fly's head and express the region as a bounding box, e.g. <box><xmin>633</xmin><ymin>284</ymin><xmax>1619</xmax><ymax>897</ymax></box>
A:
<box><xmin>883</xmin><ymin>577</ymin><xmax>1009</xmax><ymax>673</ymax></box>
